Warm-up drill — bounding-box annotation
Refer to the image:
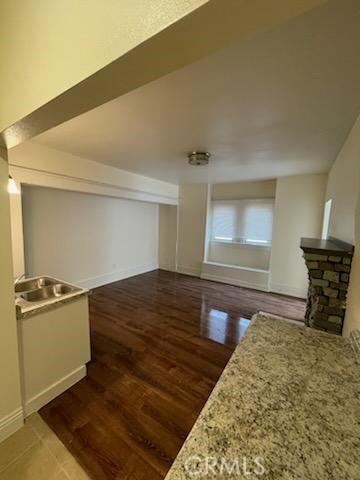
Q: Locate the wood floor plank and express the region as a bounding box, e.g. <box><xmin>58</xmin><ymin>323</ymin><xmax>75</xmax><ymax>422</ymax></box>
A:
<box><xmin>40</xmin><ymin>270</ymin><xmax>305</xmax><ymax>479</ymax></box>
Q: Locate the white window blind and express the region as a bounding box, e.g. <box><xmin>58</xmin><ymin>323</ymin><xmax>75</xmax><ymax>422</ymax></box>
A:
<box><xmin>211</xmin><ymin>198</ymin><xmax>274</xmax><ymax>246</ymax></box>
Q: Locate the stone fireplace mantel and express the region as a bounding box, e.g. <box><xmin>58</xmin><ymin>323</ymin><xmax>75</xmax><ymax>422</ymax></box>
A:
<box><xmin>300</xmin><ymin>237</ymin><xmax>354</xmax><ymax>335</ymax></box>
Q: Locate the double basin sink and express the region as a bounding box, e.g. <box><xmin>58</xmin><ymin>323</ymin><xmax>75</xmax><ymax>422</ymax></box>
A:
<box><xmin>15</xmin><ymin>276</ymin><xmax>81</xmax><ymax>305</ymax></box>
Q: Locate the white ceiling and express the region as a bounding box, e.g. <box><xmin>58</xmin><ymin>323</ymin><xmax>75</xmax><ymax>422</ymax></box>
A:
<box><xmin>33</xmin><ymin>0</ymin><xmax>360</xmax><ymax>185</ymax></box>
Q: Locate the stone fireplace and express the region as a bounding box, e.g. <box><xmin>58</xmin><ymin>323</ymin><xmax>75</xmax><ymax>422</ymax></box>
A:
<box><xmin>300</xmin><ymin>237</ymin><xmax>354</xmax><ymax>335</ymax></box>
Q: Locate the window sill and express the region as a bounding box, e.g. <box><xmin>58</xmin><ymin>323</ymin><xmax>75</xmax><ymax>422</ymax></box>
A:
<box><xmin>210</xmin><ymin>240</ymin><xmax>271</xmax><ymax>249</ymax></box>
<box><xmin>203</xmin><ymin>260</ymin><xmax>269</xmax><ymax>274</ymax></box>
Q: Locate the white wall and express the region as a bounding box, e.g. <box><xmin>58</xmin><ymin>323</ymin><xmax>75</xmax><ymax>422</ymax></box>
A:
<box><xmin>177</xmin><ymin>184</ymin><xmax>208</xmax><ymax>276</ymax></box>
<box><xmin>8</xmin><ymin>142</ymin><xmax>178</xmax><ymax>279</ymax></box>
<box><xmin>0</xmin><ymin>154</ymin><xmax>23</xmax><ymax>442</ymax></box>
<box><xmin>9</xmin><ymin>178</ymin><xmax>25</xmax><ymax>279</ymax></box>
<box><xmin>269</xmin><ymin>173</ymin><xmax>328</xmax><ymax>298</ymax></box>
<box><xmin>345</xmin><ymin>185</ymin><xmax>360</xmax><ymax>336</ymax></box>
<box><xmin>201</xmin><ymin>261</ymin><xmax>270</xmax><ymax>291</ymax></box>
<box><xmin>208</xmin><ymin>243</ymin><xmax>271</xmax><ymax>270</ymax></box>
<box><xmin>325</xmin><ymin>115</ymin><xmax>360</xmax><ymax>336</ymax></box>
<box><xmin>22</xmin><ymin>186</ymin><xmax>159</xmax><ymax>289</ymax></box>
<box><xmin>212</xmin><ymin>179</ymin><xmax>276</xmax><ymax>200</ymax></box>
<box><xmin>159</xmin><ymin>204</ymin><xmax>178</xmax><ymax>272</ymax></box>
<box><xmin>326</xmin><ymin>116</ymin><xmax>360</xmax><ymax>244</ymax></box>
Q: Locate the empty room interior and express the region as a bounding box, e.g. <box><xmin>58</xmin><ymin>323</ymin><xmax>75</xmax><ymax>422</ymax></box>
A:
<box><xmin>1</xmin><ymin>1</ymin><xmax>360</xmax><ymax>479</ymax></box>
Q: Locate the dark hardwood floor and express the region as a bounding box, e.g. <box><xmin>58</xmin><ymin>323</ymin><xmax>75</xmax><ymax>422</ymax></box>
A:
<box><xmin>40</xmin><ymin>270</ymin><xmax>305</xmax><ymax>480</ymax></box>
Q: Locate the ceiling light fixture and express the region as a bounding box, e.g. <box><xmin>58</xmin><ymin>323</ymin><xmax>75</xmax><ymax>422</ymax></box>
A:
<box><xmin>8</xmin><ymin>175</ymin><xmax>20</xmax><ymax>195</ymax></box>
<box><xmin>188</xmin><ymin>151</ymin><xmax>210</xmax><ymax>166</ymax></box>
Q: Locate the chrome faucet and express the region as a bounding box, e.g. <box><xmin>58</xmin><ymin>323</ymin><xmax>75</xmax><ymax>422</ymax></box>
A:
<box><xmin>14</xmin><ymin>273</ymin><xmax>26</xmax><ymax>286</ymax></box>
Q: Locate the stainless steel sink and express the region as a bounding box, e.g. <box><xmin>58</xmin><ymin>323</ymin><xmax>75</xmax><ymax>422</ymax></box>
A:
<box><xmin>19</xmin><ymin>283</ymin><xmax>80</xmax><ymax>303</ymax></box>
<box><xmin>15</xmin><ymin>276</ymin><xmax>88</xmax><ymax>319</ymax></box>
<box><xmin>15</xmin><ymin>277</ymin><xmax>56</xmax><ymax>293</ymax></box>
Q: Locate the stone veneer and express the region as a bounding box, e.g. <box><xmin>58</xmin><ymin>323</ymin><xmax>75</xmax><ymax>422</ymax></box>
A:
<box><xmin>301</xmin><ymin>240</ymin><xmax>353</xmax><ymax>335</ymax></box>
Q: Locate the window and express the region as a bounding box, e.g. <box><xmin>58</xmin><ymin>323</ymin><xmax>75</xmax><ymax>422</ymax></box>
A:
<box><xmin>210</xmin><ymin>198</ymin><xmax>274</xmax><ymax>246</ymax></box>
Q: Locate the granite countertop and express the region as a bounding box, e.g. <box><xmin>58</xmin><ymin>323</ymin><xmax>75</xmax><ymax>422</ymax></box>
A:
<box><xmin>165</xmin><ymin>313</ymin><xmax>360</xmax><ymax>480</ymax></box>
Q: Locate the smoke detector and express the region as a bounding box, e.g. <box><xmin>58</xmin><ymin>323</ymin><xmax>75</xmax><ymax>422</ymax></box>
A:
<box><xmin>188</xmin><ymin>151</ymin><xmax>210</xmax><ymax>166</ymax></box>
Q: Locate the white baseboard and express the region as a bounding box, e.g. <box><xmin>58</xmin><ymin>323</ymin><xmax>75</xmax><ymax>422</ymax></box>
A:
<box><xmin>201</xmin><ymin>272</ymin><xmax>269</xmax><ymax>292</ymax></box>
<box><xmin>269</xmin><ymin>283</ymin><xmax>307</xmax><ymax>299</ymax></box>
<box><xmin>24</xmin><ymin>365</ymin><xmax>87</xmax><ymax>417</ymax></box>
<box><xmin>176</xmin><ymin>265</ymin><xmax>201</xmax><ymax>277</ymax></box>
<box><xmin>76</xmin><ymin>263</ymin><xmax>158</xmax><ymax>289</ymax></box>
<box><xmin>159</xmin><ymin>264</ymin><xmax>177</xmax><ymax>272</ymax></box>
<box><xmin>0</xmin><ymin>408</ymin><xmax>24</xmax><ymax>443</ymax></box>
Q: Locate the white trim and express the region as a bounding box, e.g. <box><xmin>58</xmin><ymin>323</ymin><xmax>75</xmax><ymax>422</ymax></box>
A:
<box><xmin>203</xmin><ymin>260</ymin><xmax>269</xmax><ymax>274</ymax></box>
<box><xmin>176</xmin><ymin>265</ymin><xmax>201</xmax><ymax>277</ymax></box>
<box><xmin>269</xmin><ymin>283</ymin><xmax>307</xmax><ymax>299</ymax></box>
<box><xmin>24</xmin><ymin>366</ymin><xmax>87</xmax><ymax>417</ymax></box>
<box><xmin>175</xmin><ymin>204</ymin><xmax>180</xmax><ymax>272</ymax></box>
<box><xmin>0</xmin><ymin>408</ymin><xmax>24</xmax><ymax>443</ymax></box>
<box><xmin>76</xmin><ymin>263</ymin><xmax>158</xmax><ymax>289</ymax></box>
<box><xmin>203</xmin><ymin>184</ymin><xmax>212</xmax><ymax>262</ymax></box>
<box><xmin>201</xmin><ymin>272</ymin><xmax>269</xmax><ymax>292</ymax></box>
<box><xmin>9</xmin><ymin>165</ymin><xmax>178</xmax><ymax>206</ymax></box>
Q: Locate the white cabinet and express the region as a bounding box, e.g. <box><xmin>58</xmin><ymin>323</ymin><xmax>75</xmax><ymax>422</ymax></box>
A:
<box><xmin>17</xmin><ymin>295</ymin><xmax>91</xmax><ymax>416</ymax></box>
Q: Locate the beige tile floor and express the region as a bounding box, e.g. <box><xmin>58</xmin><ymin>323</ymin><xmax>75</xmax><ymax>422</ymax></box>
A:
<box><xmin>0</xmin><ymin>414</ymin><xmax>90</xmax><ymax>480</ymax></box>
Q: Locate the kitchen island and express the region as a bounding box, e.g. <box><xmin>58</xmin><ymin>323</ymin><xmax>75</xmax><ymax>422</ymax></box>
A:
<box><xmin>165</xmin><ymin>313</ymin><xmax>360</xmax><ymax>479</ymax></box>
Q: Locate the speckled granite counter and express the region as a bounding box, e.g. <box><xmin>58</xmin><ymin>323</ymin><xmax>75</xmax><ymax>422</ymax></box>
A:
<box><xmin>165</xmin><ymin>313</ymin><xmax>360</xmax><ymax>480</ymax></box>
